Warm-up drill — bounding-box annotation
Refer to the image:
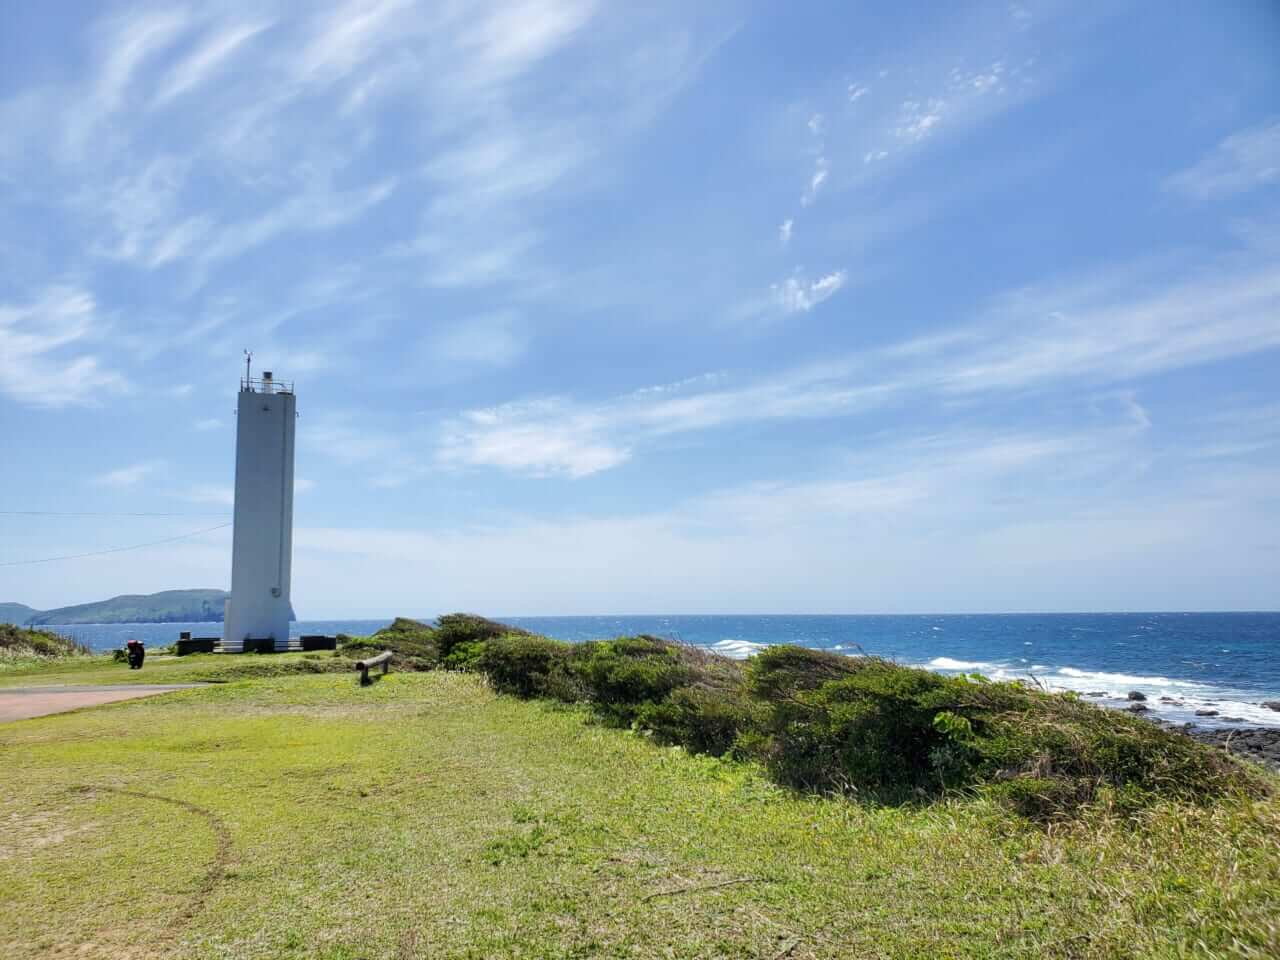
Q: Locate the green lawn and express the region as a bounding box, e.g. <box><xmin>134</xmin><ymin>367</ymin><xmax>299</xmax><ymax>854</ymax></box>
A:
<box><xmin>1</xmin><ymin>669</ymin><xmax>1277</xmax><ymax>959</ymax></box>
<box><xmin>0</xmin><ymin>651</ymin><xmax>345</xmax><ymax>687</ymax></box>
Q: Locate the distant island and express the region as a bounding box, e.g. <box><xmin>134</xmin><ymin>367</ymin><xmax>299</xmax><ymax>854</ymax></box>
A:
<box><xmin>0</xmin><ymin>589</ymin><xmax>296</xmax><ymax>625</ymax></box>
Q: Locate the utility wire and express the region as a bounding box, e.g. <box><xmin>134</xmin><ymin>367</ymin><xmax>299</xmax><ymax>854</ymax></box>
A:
<box><xmin>0</xmin><ymin>510</ymin><xmax>231</xmax><ymax>519</ymax></box>
<box><xmin>0</xmin><ymin>523</ymin><xmax>232</xmax><ymax>567</ymax></box>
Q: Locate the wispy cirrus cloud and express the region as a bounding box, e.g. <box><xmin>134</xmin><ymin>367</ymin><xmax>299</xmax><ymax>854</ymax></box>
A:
<box><xmin>417</xmin><ymin>311</ymin><xmax>530</xmax><ymax>382</ymax></box>
<box><xmin>178</xmin><ymin>483</ymin><xmax>235</xmax><ymax>506</ymax></box>
<box><xmin>0</xmin><ymin>287</ymin><xmax>129</xmax><ymax>408</ymax></box>
<box><xmin>94</xmin><ymin>460</ymin><xmax>163</xmax><ymax>488</ymax></box>
<box><xmin>291</xmin><ymin>423</ymin><xmax>1280</xmax><ymax>615</ymax></box>
<box><xmin>152</xmin><ymin>20</ymin><xmax>272</xmax><ymax>106</ymax></box>
<box><xmin>435</xmin><ymin>249</ymin><xmax>1280</xmax><ymax>477</ymax></box>
<box><xmin>1164</xmin><ymin>119</ymin><xmax>1280</xmax><ymax>200</ymax></box>
<box><xmin>438</xmin><ymin>398</ymin><xmax>631</xmax><ymax>478</ymax></box>
<box><xmin>772</xmin><ymin>270</ymin><xmax>847</xmax><ymax>314</ymax></box>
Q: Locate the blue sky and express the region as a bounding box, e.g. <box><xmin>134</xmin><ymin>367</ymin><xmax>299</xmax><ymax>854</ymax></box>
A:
<box><xmin>1</xmin><ymin>0</ymin><xmax>1277</xmax><ymax>616</ymax></box>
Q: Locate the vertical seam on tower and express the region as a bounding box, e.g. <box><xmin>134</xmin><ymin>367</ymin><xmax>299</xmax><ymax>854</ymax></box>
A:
<box><xmin>277</xmin><ymin>397</ymin><xmax>287</xmax><ymax>598</ymax></box>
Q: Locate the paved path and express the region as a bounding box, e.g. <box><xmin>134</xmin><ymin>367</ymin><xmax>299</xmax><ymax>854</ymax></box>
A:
<box><xmin>0</xmin><ymin>684</ymin><xmax>205</xmax><ymax>723</ymax></box>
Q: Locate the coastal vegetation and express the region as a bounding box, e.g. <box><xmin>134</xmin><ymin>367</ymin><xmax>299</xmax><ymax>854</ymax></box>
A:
<box><xmin>2</xmin><ymin>662</ymin><xmax>1277</xmax><ymax>958</ymax></box>
<box><xmin>339</xmin><ymin>617</ymin><xmax>1271</xmax><ymax>821</ymax></box>
<box><xmin>0</xmin><ymin>624</ymin><xmax>91</xmax><ymax>667</ymax></box>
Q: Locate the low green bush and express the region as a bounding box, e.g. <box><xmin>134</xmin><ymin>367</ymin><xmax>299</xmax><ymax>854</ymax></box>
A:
<box><xmin>442</xmin><ymin>640</ymin><xmax>487</xmax><ymax>671</ymax></box>
<box><xmin>435</xmin><ymin>613</ymin><xmax>533</xmax><ymax>661</ymax></box>
<box><xmin>340</xmin><ymin>617</ymin><xmax>439</xmax><ymax>670</ymax></box>
<box><xmin>636</xmin><ymin>684</ymin><xmax>759</xmax><ymax>756</ymax></box>
<box><xmin>745</xmin><ymin>645</ymin><xmax>861</xmax><ymax>701</ymax></box>
<box><xmin>743</xmin><ymin>646</ymin><xmax>1266</xmax><ymax>815</ymax></box>
<box><xmin>478</xmin><ymin>634</ymin><xmax>583</xmax><ymax>701</ymax></box>
<box><xmin>573</xmin><ymin>636</ymin><xmax>695</xmax><ymax>725</ymax></box>
<box><xmin>339</xmin><ymin>616</ymin><xmax>1274</xmax><ymax>820</ymax></box>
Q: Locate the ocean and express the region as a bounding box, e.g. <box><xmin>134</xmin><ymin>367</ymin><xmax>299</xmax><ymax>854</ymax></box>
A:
<box><xmin>45</xmin><ymin>612</ymin><xmax>1280</xmax><ymax>729</ymax></box>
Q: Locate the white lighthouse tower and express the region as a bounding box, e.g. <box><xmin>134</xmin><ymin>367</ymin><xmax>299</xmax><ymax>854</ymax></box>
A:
<box><xmin>224</xmin><ymin>361</ymin><xmax>296</xmax><ymax>648</ymax></box>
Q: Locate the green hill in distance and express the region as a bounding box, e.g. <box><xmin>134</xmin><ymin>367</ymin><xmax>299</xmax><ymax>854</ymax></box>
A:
<box><xmin>0</xmin><ymin>603</ymin><xmax>38</xmax><ymax>626</ymax></box>
<box><xmin>3</xmin><ymin>590</ymin><xmax>297</xmax><ymax>625</ymax></box>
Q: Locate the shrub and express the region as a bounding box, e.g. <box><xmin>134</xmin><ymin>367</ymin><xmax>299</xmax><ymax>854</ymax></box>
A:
<box><xmin>337</xmin><ymin>618</ymin><xmax>1272</xmax><ymax>820</ymax></box>
<box><xmin>742</xmin><ymin>647</ymin><xmax>1269</xmax><ymax>815</ymax></box>
<box><xmin>748</xmin><ymin>657</ymin><xmax>981</xmax><ymax>799</ymax></box>
<box><xmin>572</xmin><ymin>636</ymin><xmax>695</xmax><ymax>725</ymax></box>
<box><xmin>745</xmin><ymin>645</ymin><xmax>862</xmax><ymax>701</ymax></box>
<box><xmin>0</xmin><ymin>624</ymin><xmax>92</xmax><ymax>659</ymax></box>
<box><xmin>435</xmin><ymin>613</ymin><xmax>533</xmax><ymax>661</ymax></box>
<box><xmin>636</xmin><ymin>685</ymin><xmax>759</xmax><ymax>757</ymax></box>
<box><xmin>340</xmin><ymin>618</ymin><xmax>439</xmax><ymax>670</ymax></box>
<box><xmin>442</xmin><ymin>640</ymin><xmax>487</xmax><ymax>671</ymax></box>
<box><xmin>479</xmin><ymin>634</ymin><xmax>582</xmax><ymax>701</ymax></box>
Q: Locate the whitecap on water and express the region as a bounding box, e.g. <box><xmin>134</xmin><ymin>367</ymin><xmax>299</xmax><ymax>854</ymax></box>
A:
<box><xmin>710</xmin><ymin>638</ymin><xmax>768</xmax><ymax>660</ymax></box>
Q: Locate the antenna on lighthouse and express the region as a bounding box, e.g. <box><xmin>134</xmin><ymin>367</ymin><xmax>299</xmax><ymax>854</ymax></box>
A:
<box><xmin>244</xmin><ymin>349</ymin><xmax>252</xmax><ymax>387</ymax></box>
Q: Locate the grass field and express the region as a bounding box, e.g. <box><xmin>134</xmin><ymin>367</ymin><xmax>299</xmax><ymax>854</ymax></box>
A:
<box><xmin>0</xmin><ymin>651</ymin><xmax>346</xmax><ymax>687</ymax></box>
<box><xmin>1</xmin><ymin>665</ymin><xmax>1277</xmax><ymax>959</ymax></box>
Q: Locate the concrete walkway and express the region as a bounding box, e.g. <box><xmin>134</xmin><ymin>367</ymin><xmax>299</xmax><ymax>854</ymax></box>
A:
<box><xmin>0</xmin><ymin>684</ymin><xmax>205</xmax><ymax>723</ymax></box>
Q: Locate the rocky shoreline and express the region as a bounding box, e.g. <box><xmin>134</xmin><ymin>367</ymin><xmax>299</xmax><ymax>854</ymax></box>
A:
<box><xmin>1182</xmin><ymin>726</ymin><xmax>1280</xmax><ymax>773</ymax></box>
<box><xmin>1095</xmin><ymin>690</ymin><xmax>1280</xmax><ymax>773</ymax></box>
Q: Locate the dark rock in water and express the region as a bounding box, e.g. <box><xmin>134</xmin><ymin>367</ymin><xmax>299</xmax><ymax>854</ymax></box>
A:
<box><xmin>1159</xmin><ymin>696</ymin><xmax>1178</xmax><ymax>703</ymax></box>
<box><xmin>1127</xmin><ymin>703</ymin><xmax>1149</xmax><ymax>712</ymax></box>
<box><xmin>1195</xmin><ymin>709</ymin><xmax>1219</xmax><ymax>717</ymax></box>
<box><xmin>1086</xmin><ymin>691</ymin><xmax>1107</xmax><ymax>697</ymax></box>
<box><xmin>1127</xmin><ymin>690</ymin><xmax>1147</xmax><ymax>701</ymax></box>
<box><xmin>1222</xmin><ymin>717</ymin><xmax>1246</xmax><ymax>723</ymax></box>
<box><xmin>1263</xmin><ymin>701</ymin><xmax>1280</xmax><ymax>712</ymax></box>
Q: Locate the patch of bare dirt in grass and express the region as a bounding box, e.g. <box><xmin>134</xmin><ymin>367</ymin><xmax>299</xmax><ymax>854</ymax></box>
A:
<box><xmin>0</xmin><ymin>810</ymin><xmax>104</xmax><ymax>859</ymax></box>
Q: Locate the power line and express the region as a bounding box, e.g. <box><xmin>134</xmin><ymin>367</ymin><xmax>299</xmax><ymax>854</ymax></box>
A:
<box><xmin>0</xmin><ymin>510</ymin><xmax>231</xmax><ymax>519</ymax></box>
<box><xmin>0</xmin><ymin>523</ymin><xmax>233</xmax><ymax>567</ymax></box>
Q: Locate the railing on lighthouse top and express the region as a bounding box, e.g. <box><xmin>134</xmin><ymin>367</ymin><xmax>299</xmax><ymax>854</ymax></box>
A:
<box><xmin>240</xmin><ymin>372</ymin><xmax>294</xmax><ymax>394</ymax></box>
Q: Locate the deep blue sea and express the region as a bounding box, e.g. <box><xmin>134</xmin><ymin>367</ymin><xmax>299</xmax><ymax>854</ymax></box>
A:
<box><xmin>47</xmin><ymin>612</ymin><xmax>1280</xmax><ymax>728</ymax></box>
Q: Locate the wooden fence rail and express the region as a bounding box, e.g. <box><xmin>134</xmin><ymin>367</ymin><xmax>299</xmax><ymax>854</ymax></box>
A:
<box><xmin>356</xmin><ymin>650</ymin><xmax>393</xmax><ymax>686</ymax></box>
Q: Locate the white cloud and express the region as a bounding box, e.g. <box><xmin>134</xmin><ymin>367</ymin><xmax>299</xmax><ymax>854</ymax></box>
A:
<box><xmin>434</xmin><ymin>251</ymin><xmax>1280</xmax><ymax>478</ymax></box>
<box><xmin>0</xmin><ymin>287</ymin><xmax>128</xmax><ymax>408</ymax></box>
<box><xmin>93</xmin><ymin>9</ymin><xmax>192</xmax><ymax>116</ymax></box>
<box><xmin>419</xmin><ymin>311</ymin><xmax>529</xmax><ymax>380</ymax></box>
<box><xmin>295</xmin><ymin>477</ymin><xmax>317</xmax><ymax>493</ymax></box>
<box><xmin>193</xmin><ymin>418</ymin><xmax>222</xmax><ymax>431</ymax></box>
<box><xmin>95</xmin><ymin>460</ymin><xmax>163</xmax><ymax>488</ymax></box>
<box><xmin>438</xmin><ymin>398</ymin><xmax>631</xmax><ymax>478</ymax></box>
<box><xmin>778</xmin><ymin>218</ymin><xmax>793</xmax><ymax>245</ymax></box>
<box><xmin>772</xmin><ymin>270</ymin><xmax>848</xmax><ymax>314</ymax></box>
<box><xmin>286</xmin><ymin>431</ymin><xmax>1279</xmax><ymax>615</ymax></box>
<box><xmin>1164</xmin><ymin>120</ymin><xmax>1280</xmax><ymax>200</ymax></box>
<box><xmin>199</xmin><ymin>177</ymin><xmax>397</xmax><ymax>268</ymax></box>
<box><xmin>153</xmin><ymin>20</ymin><xmax>271</xmax><ymax>106</ymax></box>
<box><xmin>87</xmin><ymin>156</ymin><xmax>211</xmax><ymax>269</ymax></box>
<box><xmin>306</xmin><ymin>416</ymin><xmax>406</xmax><ymax>466</ymax></box>
<box><xmin>179</xmin><ymin>483</ymin><xmax>235</xmax><ymax>506</ymax></box>
<box><xmin>894</xmin><ymin>97</ymin><xmax>946</xmax><ymax>143</ymax></box>
<box><xmin>801</xmin><ymin>156</ymin><xmax>828</xmax><ymax>206</ymax></box>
